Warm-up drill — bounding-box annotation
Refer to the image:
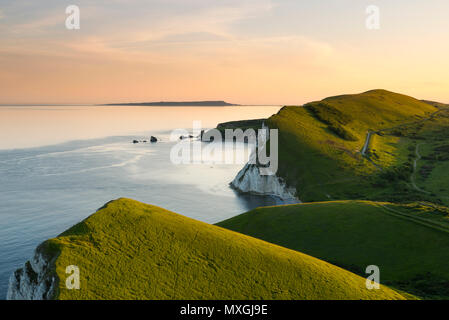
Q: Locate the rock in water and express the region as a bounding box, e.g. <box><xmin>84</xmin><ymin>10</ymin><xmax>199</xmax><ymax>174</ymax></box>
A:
<box><xmin>150</xmin><ymin>136</ymin><xmax>158</xmax><ymax>143</ymax></box>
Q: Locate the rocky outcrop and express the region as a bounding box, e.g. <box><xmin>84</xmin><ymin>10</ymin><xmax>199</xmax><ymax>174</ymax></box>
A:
<box><xmin>231</xmin><ymin>163</ymin><xmax>298</xmax><ymax>201</ymax></box>
<box><xmin>230</xmin><ymin>122</ymin><xmax>299</xmax><ymax>201</ymax></box>
<box><xmin>7</xmin><ymin>245</ymin><xmax>58</xmax><ymax>300</ymax></box>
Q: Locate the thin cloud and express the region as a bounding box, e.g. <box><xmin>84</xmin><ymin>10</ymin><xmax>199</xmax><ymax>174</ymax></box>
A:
<box><xmin>9</xmin><ymin>13</ymin><xmax>63</xmax><ymax>34</ymax></box>
<box><xmin>156</xmin><ymin>32</ymin><xmax>229</xmax><ymax>43</ymax></box>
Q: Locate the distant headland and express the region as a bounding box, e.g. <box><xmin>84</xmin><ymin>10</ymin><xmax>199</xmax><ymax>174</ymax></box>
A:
<box><xmin>103</xmin><ymin>101</ymin><xmax>239</xmax><ymax>106</ymax></box>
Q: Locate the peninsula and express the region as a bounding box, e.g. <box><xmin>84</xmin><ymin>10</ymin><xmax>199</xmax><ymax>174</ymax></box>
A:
<box><xmin>103</xmin><ymin>101</ymin><xmax>239</xmax><ymax>106</ymax></box>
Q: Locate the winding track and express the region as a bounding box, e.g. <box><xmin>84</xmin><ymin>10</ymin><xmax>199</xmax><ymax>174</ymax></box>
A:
<box><xmin>410</xmin><ymin>143</ymin><xmax>449</xmax><ymax>201</ymax></box>
<box><xmin>360</xmin><ymin>131</ymin><xmax>382</xmax><ymax>170</ymax></box>
<box><xmin>410</xmin><ymin>143</ymin><xmax>430</xmax><ymax>194</ymax></box>
<box><xmin>377</xmin><ymin>203</ymin><xmax>449</xmax><ymax>234</ymax></box>
<box><xmin>361</xmin><ymin>131</ymin><xmax>373</xmax><ymax>156</ymax></box>
<box><xmin>360</xmin><ymin>107</ymin><xmax>449</xmax><ymax>169</ymax></box>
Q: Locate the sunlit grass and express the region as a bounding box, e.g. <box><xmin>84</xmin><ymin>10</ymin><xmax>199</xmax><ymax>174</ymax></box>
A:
<box><xmin>42</xmin><ymin>198</ymin><xmax>404</xmax><ymax>300</ymax></box>
<box><xmin>267</xmin><ymin>89</ymin><xmax>437</xmax><ymax>202</ymax></box>
<box><xmin>218</xmin><ymin>200</ymin><xmax>449</xmax><ymax>299</ymax></box>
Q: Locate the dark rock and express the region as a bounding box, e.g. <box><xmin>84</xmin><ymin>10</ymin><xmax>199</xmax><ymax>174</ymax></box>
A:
<box><xmin>133</xmin><ymin>140</ymin><xmax>139</xmax><ymax>144</ymax></box>
<box><xmin>150</xmin><ymin>136</ymin><xmax>158</xmax><ymax>143</ymax></box>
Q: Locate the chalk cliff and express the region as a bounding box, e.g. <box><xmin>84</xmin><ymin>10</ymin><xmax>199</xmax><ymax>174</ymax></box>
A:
<box><xmin>7</xmin><ymin>246</ymin><xmax>57</xmax><ymax>300</ymax></box>
<box><xmin>231</xmin><ymin>163</ymin><xmax>298</xmax><ymax>200</ymax></box>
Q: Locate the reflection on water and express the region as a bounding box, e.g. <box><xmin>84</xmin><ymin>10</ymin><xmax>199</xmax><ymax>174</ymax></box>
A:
<box><xmin>0</xmin><ymin>105</ymin><xmax>281</xmax><ymax>150</ymax></box>
<box><xmin>0</xmin><ymin>105</ymin><xmax>285</xmax><ymax>299</ymax></box>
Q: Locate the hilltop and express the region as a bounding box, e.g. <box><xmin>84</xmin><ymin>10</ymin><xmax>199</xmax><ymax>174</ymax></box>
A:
<box><xmin>8</xmin><ymin>199</ymin><xmax>404</xmax><ymax>300</ymax></box>
<box><xmin>216</xmin><ymin>90</ymin><xmax>449</xmax><ymax>299</ymax></box>
<box><xmin>260</xmin><ymin>89</ymin><xmax>449</xmax><ymax>203</ymax></box>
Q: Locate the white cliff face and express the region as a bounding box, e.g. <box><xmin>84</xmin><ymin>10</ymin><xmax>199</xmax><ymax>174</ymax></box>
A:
<box><xmin>231</xmin><ymin>163</ymin><xmax>298</xmax><ymax>201</ymax></box>
<box><xmin>7</xmin><ymin>248</ymin><xmax>57</xmax><ymax>300</ymax></box>
<box><xmin>230</xmin><ymin>122</ymin><xmax>299</xmax><ymax>202</ymax></box>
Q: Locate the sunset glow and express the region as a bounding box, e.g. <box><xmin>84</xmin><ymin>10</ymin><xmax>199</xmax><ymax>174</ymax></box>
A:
<box><xmin>1</xmin><ymin>0</ymin><xmax>448</xmax><ymax>104</ymax></box>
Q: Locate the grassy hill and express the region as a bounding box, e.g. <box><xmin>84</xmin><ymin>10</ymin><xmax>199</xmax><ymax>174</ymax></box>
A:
<box><xmin>40</xmin><ymin>198</ymin><xmax>404</xmax><ymax>300</ymax></box>
<box><xmin>266</xmin><ymin>89</ymin><xmax>439</xmax><ymax>202</ymax></box>
<box><xmin>392</xmin><ymin>104</ymin><xmax>449</xmax><ymax>207</ymax></box>
<box><xmin>217</xmin><ymin>200</ymin><xmax>449</xmax><ymax>299</ymax></box>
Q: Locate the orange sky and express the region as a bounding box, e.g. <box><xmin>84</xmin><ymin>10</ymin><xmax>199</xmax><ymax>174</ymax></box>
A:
<box><xmin>0</xmin><ymin>0</ymin><xmax>448</xmax><ymax>105</ymax></box>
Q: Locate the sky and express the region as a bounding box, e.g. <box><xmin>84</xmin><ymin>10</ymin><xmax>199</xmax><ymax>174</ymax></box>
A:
<box><xmin>0</xmin><ymin>0</ymin><xmax>448</xmax><ymax>105</ymax></box>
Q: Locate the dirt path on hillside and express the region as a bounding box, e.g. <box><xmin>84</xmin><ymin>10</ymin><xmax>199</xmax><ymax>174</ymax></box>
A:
<box><xmin>361</xmin><ymin>131</ymin><xmax>373</xmax><ymax>156</ymax></box>
<box><xmin>379</xmin><ymin>108</ymin><xmax>445</xmax><ymax>135</ymax></box>
<box><xmin>360</xmin><ymin>131</ymin><xmax>382</xmax><ymax>170</ymax></box>
<box><xmin>410</xmin><ymin>143</ymin><xmax>431</xmax><ymax>194</ymax></box>
<box><xmin>361</xmin><ymin>107</ymin><xmax>449</xmax><ymax>172</ymax></box>
<box><xmin>377</xmin><ymin>203</ymin><xmax>449</xmax><ymax>234</ymax></box>
<box><xmin>410</xmin><ymin>143</ymin><xmax>449</xmax><ymax>202</ymax></box>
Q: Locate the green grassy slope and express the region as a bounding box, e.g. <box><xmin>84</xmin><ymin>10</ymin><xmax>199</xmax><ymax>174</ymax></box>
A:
<box><xmin>217</xmin><ymin>118</ymin><xmax>265</xmax><ymax>133</ymax></box>
<box><xmin>42</xmin><ymin>198</ymin><xmax>404</xmax><ymax>300</ymax></box>
<box><xmin>204</xmin><ymin>118</ymin><xmax>265</xmax><ymax>140</ymax></box>
<box><xmin>217</xmin><ymin>200</ymin><xmax>449</xmax><ymax>299</ymax></box>
<box><xmin>394</xmin><ymin>105</ymin><xmax>449</xmax><ymax>206</ymax></box>
<box><xmin>266</xmin><ymin>89</ymin><xmax>438</xmax><ymax>202</ymax></box>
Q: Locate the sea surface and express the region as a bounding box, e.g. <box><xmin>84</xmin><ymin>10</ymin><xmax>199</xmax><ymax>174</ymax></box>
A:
<box><xmin>0</xmin><ymin>105</ymin><xmax>284</xmax><ymax>299</ymax></box>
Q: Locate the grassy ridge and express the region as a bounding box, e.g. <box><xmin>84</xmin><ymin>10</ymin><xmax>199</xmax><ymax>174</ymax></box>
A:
<box><xmin>217</xmin><ymin>200</ymin><xmax>449</xmax><ymax>299</ymax></box>
<box><xmin>43</xmin><ymin>199</ymin><xmax>404</xmax><ymax>300</ymax></box>
<box><xmin>399</xmin><ymin>107</ymin><xmax>449</xmax><ymax>206</ymax></box>
<box><xmin>266</xmin><ymin>89</ymin><xmax>437</xmax><ymax>202</ymax></box>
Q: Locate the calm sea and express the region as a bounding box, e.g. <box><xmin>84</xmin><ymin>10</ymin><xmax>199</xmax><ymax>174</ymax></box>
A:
<box><xmin>0</xmin><ymin>105</ymin><xmax>284</xmax><ymax>299</ymax></box>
